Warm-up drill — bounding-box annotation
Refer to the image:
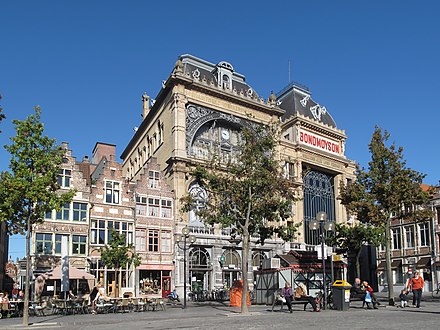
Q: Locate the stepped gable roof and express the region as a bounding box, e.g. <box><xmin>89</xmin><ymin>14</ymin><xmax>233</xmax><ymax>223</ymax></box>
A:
<box><xmin>276</xmin><ymin>82</ymin><xmax>337</xmax><ymax>128</ymax></box>
<box><xmin>178</xmin><ymin>54</ymin><xmax>261</xmax><ymax>99</ymax></box>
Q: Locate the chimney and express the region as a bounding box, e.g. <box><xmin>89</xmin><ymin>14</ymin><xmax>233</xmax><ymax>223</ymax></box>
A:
<box><xmin>142</xmin><ymin>92</ymin><xmax>150</xmax><ymax>119</ymax></box>
<box><xmin>92</xmin><ymin>142</ymin><xmax>117</xmax><ymax>165</ymax></box>
<box><xmin>82</xmin><ymin>155</ymin><xmax>90</xmax><ymax>163</ymax></box>
<box><xmin>61</xmin><ymin>142</ymin><xmax>69</xmax><ymax>150</ymax></box>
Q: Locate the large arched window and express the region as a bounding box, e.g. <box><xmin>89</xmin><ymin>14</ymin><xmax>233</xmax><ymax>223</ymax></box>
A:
<box><xmin>303</xmin><ymin>169</ymin><xmax>335</xmax><ymax>245</ymax></box>
<box><xmin>222</xmin><ymin>250</ymin><xmax>241</xmax><ymax>269</ymax></box>
<box><xmin>190</xmin><ymin>120</ymin><xmax>241</xmax><ymax>162</ymax></box>
<box><xmin>189</xmin><ymin>247</ymin><xmax>210</xmax><ymax>269</ymax></box>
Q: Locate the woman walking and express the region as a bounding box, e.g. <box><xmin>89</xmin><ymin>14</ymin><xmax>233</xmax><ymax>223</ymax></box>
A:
<box><xmin>407</xmin><ymin>271</ymin><xmax>424</xmax><ymax>308</ymax></box>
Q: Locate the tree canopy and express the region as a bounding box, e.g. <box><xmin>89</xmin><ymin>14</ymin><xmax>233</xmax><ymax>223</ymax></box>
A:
<box><xmin>181</xmin><ymin>123</ymin><xmax>300</xmax><ymax>313</ymax></box>
<box><xmin>0</xmin><ymin>107</ymin><xmax>75</xmax><ymax>325</ymax></box>
<box><xmin>329</xmin><ymin>223</ymin><xmax>385</xmax><ymax>279</ymax></box>
<box><xmin>339</xmin><ymin>126</ymin><xmax>432</xmax><ymax>305</ymax></box>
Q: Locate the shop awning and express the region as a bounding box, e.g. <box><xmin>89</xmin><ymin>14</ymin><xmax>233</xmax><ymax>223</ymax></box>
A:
<box><xmin>44</xmin><ymin>265</ymin><xmax>95</xmax><ymax>280</ymax></box>
<box><xmin>416</xmin><ymin>257</ymin><xmax>431</xmax><ymax>269</ymax></box>
<box><xmin>137</xmin><ymin>264</ymin><xmax>174</xmax><ymax>271</ymax></box>
<box><xmin>376</xmin><ymin>260</ymin><xmax>401</xmax><ymax>271</ymax></box>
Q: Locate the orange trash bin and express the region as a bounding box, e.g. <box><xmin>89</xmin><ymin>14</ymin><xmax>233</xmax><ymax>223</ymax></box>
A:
<box><xmin>229</xmin><ymin>280</ymin><xmax>251</xmax><ymax>307</ymax></box>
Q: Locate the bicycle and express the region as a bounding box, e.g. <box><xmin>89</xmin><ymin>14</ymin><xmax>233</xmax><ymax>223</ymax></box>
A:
<box><xmin>431</xmin><ymin>283</ymin><xmax>440</xmax><ymax>298</ymax></box>
<box><xmin>315</xmin><ymin>290</ymin><xmax>334</xmax><ymax>310</ymax></box>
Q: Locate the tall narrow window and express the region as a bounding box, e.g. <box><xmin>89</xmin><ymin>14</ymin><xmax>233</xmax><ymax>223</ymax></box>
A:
<box><xmin>392</xmin><ymin>228</ymin><xmax>402</xmax><ymax>250</ymax></box>
<box><xmin>161</xmin><ymin>199</ymin><xmax>172</xmax><ymax>218</ymax></box>
<box><xmin>73</xmin><ymin>202</ymin><xmax>87</xmax><ymax>221</ymax></box>
<box><xmin>284</xmin><ymin>162</ymin><xmax>295</xmax><ymax>180</ymax></box>
<box><xmin>56</xmin><ymin>203</ymin><xmax>70</xmax><ymax>221</ymax></box>
<box><xmin>148</xmin><ymin>198</ymin><xmax>160</xmax><ymax>217</ymax></box>
<box><xmin>419</xmin><ymin>222</ymin><xmax>430</xmax><ymax>246</ymax></box>
<box><xmin>105</xmin><ymin>181</ymin><xmax>120</xmax><ymax>204</ymax></box>
<box><xmin>161</xmin><ymin>231</ymin><xmax>171</xmax><ymax>253</ymax></box>
<box><xmin>57</xmin><ymin>169</ymin><xmax>72</xmax><ymax>188</ymax></box>
<box><xmin>136</xmin><ymin>229</ymin><xmax>146</xmax><ymax>251</ymax></box>
<box><xmin>405</xmin><ymin>225</ymin><xmax>414</xmax><ymax>248</ymax></box>
<box><xmin>148</xmin><ymin>229</ymin><xmax>159</xmax><ymax>252</ymax></box>
<box><xmin>72</xmin><ymin>235</ymin><xmax>87</xmax><ymax>255</ymax></box>
<box><xmin>55</xmin><ymin>234</ymin><xmax>69</xmax><ymax>254</ymax></box>
<box><xmin>148</xmin><ymin>171</ymin><xmax>160</xmax><ymax>188</ymax></box>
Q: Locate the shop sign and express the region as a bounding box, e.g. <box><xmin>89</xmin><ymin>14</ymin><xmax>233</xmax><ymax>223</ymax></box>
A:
<box><xmin>299</xmin><ymin>128</ymin><xmax>340</xmax><ymax>156</ymax></box>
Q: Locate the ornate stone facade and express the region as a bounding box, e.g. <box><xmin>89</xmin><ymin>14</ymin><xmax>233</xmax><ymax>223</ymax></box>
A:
<box><xmin>121</xmin><ymin>54</ymin><xmax>357</xmax><ymax>296</ymax></box>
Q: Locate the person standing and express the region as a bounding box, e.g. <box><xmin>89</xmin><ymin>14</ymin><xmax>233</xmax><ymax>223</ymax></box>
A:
<box><xmin>281</xmin><ymin>282</ymin><xmax>293</xmax><ymax>313</ymax></box>
<box><xmin>407</xmin><ymin>271</ymin><xmax>424</xmax><ymax>308</ymax></box>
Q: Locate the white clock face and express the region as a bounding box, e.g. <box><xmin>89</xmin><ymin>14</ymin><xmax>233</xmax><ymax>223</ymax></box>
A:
<box><xmin>221</xmin><ymin>129</ymin><xmax>230</xmax><ymax>140</ymax></box>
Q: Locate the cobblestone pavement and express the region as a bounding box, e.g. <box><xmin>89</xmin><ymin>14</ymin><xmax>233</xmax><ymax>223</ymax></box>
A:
<box><xmin>1</xmin><ymin>300</ymin><xmax>439</xmax><ymax>330</ymax></box>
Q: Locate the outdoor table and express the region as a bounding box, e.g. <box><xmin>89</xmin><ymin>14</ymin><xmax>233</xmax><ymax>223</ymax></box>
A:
<box><xmin>146</xmin><ymin>296</ymin><xmax>166</xmax><ymax>311</ymax></box>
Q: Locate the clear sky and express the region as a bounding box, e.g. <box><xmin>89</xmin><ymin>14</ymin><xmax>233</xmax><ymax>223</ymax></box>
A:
<box><xmin>1</xmin><ymin>0</ymin><xmax>440</xmax><ymax>260</ymax></box>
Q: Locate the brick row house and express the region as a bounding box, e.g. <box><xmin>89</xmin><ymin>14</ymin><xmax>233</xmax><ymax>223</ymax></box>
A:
<box><xmin>376</xmin><ymin>185</ymin><xmax>440</xmax><ymax>293</ymax></box>
<box><xmin>31</xmin><ymin>142</ymin><xmax>174</xmax><ymax>298</ymax></box>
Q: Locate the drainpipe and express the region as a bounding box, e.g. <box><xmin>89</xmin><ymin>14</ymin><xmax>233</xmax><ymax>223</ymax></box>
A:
<box><xmin>431</xmin><ymin>203</ymin><xmax>438</xmax><ymax>292</ymax></box>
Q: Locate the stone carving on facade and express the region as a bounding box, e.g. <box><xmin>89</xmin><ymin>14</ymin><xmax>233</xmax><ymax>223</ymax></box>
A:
<box><xmin>310</xmin><ymin>104</ymin><xmax>327</xmax><ymax>121</ymax></box>
<box><xmin>185</xmin><ymin>103</ymin><xmax>257</xmax><ymax>153</ymax></box>
<box><xmin>300</xmin><ymin>95</ymin><xmax>310</xmax><ymax>107</ymax></box>
<box><xmin>173</xmin><ymin>58</ymin><xmax>184</xmax><ymax>74</ymax></box>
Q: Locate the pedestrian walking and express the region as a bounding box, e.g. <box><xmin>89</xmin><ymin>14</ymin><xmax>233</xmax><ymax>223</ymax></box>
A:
<box><xmin>407</xmin><ymin>271</ymin><xmax>424</xmax><ymax>308</ymax></box>
<box><xmin>399</xmin><ymin>289</ymin><xmax>408</xmax><ymax>308</ymax></box>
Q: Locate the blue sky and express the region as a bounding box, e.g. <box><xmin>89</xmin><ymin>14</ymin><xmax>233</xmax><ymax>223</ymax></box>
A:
<box><xmin>1</xmin><ymin>1</ymin><xmax>440</xmax><ymax>259</ymax></box>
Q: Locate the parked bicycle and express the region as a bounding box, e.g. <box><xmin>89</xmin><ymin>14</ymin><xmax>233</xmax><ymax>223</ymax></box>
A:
<box><xmin>315</xmin><ymin>289</ymin><xmax>334</xmax><ymax>310</ymax></box>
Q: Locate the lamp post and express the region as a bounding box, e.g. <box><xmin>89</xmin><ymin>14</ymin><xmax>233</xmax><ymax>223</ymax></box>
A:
<box><xmin>175</xmin><ymin>226</ymin><xmax>196</xmax><ymax>309</ymax></box>
<box><xmin>309</xmin><ymin>211</ymin><xmax>334</xmax><ymax>310</ymax></box>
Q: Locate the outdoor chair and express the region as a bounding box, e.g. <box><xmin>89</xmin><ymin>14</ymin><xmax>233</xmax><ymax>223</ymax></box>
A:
<box><xmin>137</xmin><ymin>298</ymin><xmax>146</xmax><ymax>312</ymax></box>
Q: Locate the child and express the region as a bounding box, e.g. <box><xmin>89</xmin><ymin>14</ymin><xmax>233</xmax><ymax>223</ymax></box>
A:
<box><xmin>362</xmin><ymin>281</ymin><xmax>378</xmax><ymax>309</ymax></box>
<box><xmin>399</xmin><ymin>289</ymin><xmax>408</xmax><ymax>308</ymax></box>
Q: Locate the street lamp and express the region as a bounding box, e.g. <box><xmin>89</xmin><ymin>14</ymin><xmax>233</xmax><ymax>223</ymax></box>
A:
<box><xmin>175</xmin><ymin>226</ymin><xmax>196</xmax><ymax>309</ymax></box>
<box><xmin>309</xmin><ymin>211</ymin><xmax>334</xmax><ymax>310</ymax></box>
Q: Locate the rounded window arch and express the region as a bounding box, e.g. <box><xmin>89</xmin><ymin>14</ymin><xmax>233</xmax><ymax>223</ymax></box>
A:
<box><xmin>189</xmin><ymin>247</ymin><xmax>210</xmax><ymax>269</ymax></box>
<box><xmin>252</xmin><ymin>251</ymin><xmax>267</xmax><ymax>268</ymax></box>
<box><xmin>222</xmin><ymin>250</ymin><xmax>241</xmax><ymax>269</ymax></box>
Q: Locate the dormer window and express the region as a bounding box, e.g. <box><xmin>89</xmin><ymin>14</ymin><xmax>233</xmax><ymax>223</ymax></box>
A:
<box><xmin>215</xmin><ymin>61</ymin><xmax>234</xmax><ymax>91</ymax></box>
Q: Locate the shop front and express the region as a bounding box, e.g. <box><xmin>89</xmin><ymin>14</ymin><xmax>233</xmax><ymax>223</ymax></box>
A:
<box><xmin>138</xmin><ymin>265</ymin><xmax>174</xmax><ymax>298</ymax></box>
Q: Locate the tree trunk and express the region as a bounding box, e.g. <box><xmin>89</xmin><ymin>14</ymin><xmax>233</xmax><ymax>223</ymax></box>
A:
<box><xmin>355</xmin><ymin>249</ymin><xmax>362</xmax><ymax>279</ymax></box>
<box><xmin>241</xmin><ymin>231</ymin><xmax>250</xmax><ymax>314</ymax></box>
<box><xmin>115</xmin><ymin>268</ymin><xmax>119</xmax><ymax>298</ymax></box>
<box><xmin>23</xmin><ymin>214</ymin><xmax>31</xmax><ymax>326</ymax></box>
<box><xmin>385</xmin><ymin>217</ymin><xmax>394</xmax><ymax>305</ymax></box>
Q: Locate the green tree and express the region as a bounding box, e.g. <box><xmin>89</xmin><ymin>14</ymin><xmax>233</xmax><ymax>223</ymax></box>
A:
<box><xmin>181</xmin><ymin>124</ymin><xmax>300</xmax><ymax>314</ymax></box>
<box><xmin>100</xmin><ymin>228</ymin><xmax>141</xmax><ymax>298</ymax></box>
<box><xmin>339</xmin><ymin>126</ymin><xmax>432</xmax><ymax>305</ymax></box>
<box><xmin>329</xmin><ymin>223</ymin><xmax>384</xmax><ymax>279</ymax></box>
<box><xmin>0</xmin><ymin>107</ymin><xmax>75</xmax><ymax>325</ymax></box>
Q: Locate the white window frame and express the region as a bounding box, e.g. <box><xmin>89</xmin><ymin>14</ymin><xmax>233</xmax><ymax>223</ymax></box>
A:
<box><xmin>404</xmin><ymin>225</ymin><xmax>414</xmax><ymax>249</ymax></box>
<box><xmin>148</xmin><ymin>171</ymin><xmax>160</xmax><ymax>189</ymax></box>
<box><xmin>419</xmin><ymin>222</ymin><xmax>430</xmax><ymax>247</ymax></box>
<box><xmin>392</xmin><ymin>227</ymin><xmax>402</xmax><ymax>250</ymax></box>
<box><xmin>105</xmin><ymin>180</ymin><xmax>120</xmax><ymax>204</ymax></box>
<box><xmin>58</xmin><ymin>169</ymin><xmax>72</xmax><ymax>188</ymax></box>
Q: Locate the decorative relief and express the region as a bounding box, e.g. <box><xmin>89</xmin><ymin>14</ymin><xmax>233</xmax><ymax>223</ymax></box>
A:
<box><xmin>310</xmin><ymin>104</ymin><xmax>327</xmax><ymax>121</ymax></box>
<box><xmin>185</xmin><ymin>103</ymin><xmax>257</xmax><ymax>153</ymax></box>
<box><xmin>192</xmin><ymin>69</ymin><xmax>200</xmax><ymax>80</ymax></box>
<box><xmin>300</xmin><ymin>95</ymin><xmax>310</xmax><ymax>107</ymax></box>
